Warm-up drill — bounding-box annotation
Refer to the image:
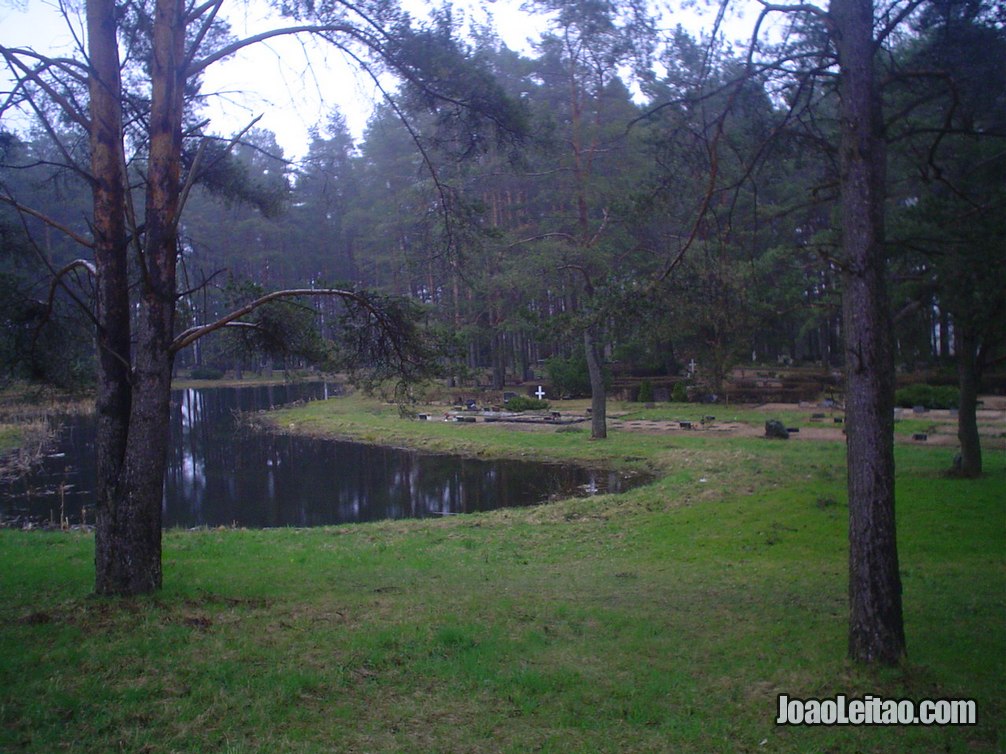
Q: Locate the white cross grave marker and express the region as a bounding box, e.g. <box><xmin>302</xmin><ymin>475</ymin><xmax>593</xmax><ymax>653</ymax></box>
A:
<box><xmin>535</xmin><ymin>385</ymin><xmax>546</xmax><ymax>400</ymax></box>
<box><xmin>688</xmin><ymin>359</ymin><xmax>697</xmax><ymax>376</ymax></box>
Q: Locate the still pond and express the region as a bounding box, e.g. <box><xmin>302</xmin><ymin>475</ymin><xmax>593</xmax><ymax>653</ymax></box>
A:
<box><xmin>2</xmin><ymin>382</ymin><xmax>645</xmax><ymax>528</ymax></box>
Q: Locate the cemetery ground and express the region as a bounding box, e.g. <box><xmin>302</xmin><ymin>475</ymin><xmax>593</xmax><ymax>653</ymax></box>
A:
<box><xmin>1</xmin><ymin>394</ymin><xmax>1004</xmax><ymax>752</ymax></box>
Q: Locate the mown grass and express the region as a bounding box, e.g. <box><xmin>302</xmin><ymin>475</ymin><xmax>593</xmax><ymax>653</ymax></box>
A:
<box><xmin>0</xmin><ymin>395</ymin><xmax>1003</xmax><ymax>753</ymax></box>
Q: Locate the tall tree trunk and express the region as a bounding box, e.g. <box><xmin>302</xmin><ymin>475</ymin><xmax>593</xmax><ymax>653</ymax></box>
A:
<box><xmin>94</xmin><ymin>0</ymin><xmax>186</xmax><ymax>595</ymax></box>
<box><xmin>518</xmin><ymin>331</ymin><xmax>531</xmax><ymax>382</ymax></box>
<box><xmin>955</xmin><ymin>326</ymin><xmax>983</xmax><ymax>477</ymax></box>
<box><xmin>833</xmin><ymin>0</ymin><xmax>906</xmax><ymax>664</ymax></box>
<box><xmin>584</xmin><ymin>326</ymin><xmax>607</xmax><ymax>439</ymax></box>
<box><xmin>939</xmin><ymin>307</ymin><xmax>952</xmax><ymax>360</ymax></box>
<box><xmin>89</xmin><ymin>0</ymin><xmax>134</xmax><ymax>595</ymax></box>
<box><xmin>491</xmin><ymin>313</ymin><xmax>505</xmax><ymax>390</ymax></box>
<box><xmin>491</xmin><ymin>340</ymin><xmax>505</xmax><ymax>389</ymax></box>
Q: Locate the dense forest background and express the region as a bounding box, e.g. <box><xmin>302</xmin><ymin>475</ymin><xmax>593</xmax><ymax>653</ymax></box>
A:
<box><xmin>2</xmin><ymin>0</ymin><xmax>1003</xmax><ymax>399</ymax></box>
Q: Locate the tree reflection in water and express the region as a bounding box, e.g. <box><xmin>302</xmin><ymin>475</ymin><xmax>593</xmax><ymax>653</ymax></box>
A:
<box><xmin>2</xmin><ymin>383</ymin><xmax>647</xmax><ymax>528</ymax></box>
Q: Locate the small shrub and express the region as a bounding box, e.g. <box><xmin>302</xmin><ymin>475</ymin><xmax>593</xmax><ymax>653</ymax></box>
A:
<box><xmin>545</xmin><ymin>353</ymin><xmax>611</xmax><ymax>398</ymax></box>
<box><xmin>190</xmin><ymin>366</ymin><xmax>224</xmax><ymax>381</ymax></box>
<box><xmin>765</xmin><ymin>419</ymin><xmax>789</xmax><ymax>439</ymax></box>
<box><xmin>895</xmin><ymin>383</ymin><xmax>959</xmax><ymax>410</ymax></box>
<box><xmin>505</xmin><ymin>396</ymin><xmax>550</xmax><ymax>411</ymax></box>
<box><xmin>671</xmin><ymin>382</ymin><xmax>688</xmax><ymax>403</ymax></box>
<box><xmin>637</xmin><ymin>380</ymin><xmax>654</xmax><ymax>403</ymax></box>
<box><xmin>545</xmin><ymin>354</ymin><xmax>591</xmax><ymax>397</ymax></box>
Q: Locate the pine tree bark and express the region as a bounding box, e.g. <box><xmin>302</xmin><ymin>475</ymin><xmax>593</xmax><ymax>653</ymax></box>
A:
<box><xmin>92</xmin><ymin>0</ymin><xmax>186</xmax><ymax>595</ymax></box>
<box><xmin>584</xmin><ymin>326</ymin><xmax>607</xmax><ymax>439</ymax></box>
<box><xmin>955</xmin><ymin>327</ymin><xmax>983</xmax><ymax>477</ymax></box>
<box><xmin>832</xmin><ymin>0</ymin><xmax>906</xmax><ymax>664</ymax></box>
<box><xmin>88</xmin><ymin>0</ymin><xmax>135</xmax><ymax>595</ymax></box>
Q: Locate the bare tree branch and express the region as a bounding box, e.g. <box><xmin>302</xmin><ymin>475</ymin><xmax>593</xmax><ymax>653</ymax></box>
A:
<box><xmin>170</xmin><ymin>287</ymin><xmax>375</xmax><ymax>353</ymax></box>
<box><xmin>44</xmin><ymin>259</ymin><xmax>99</xmax><ymax>329</ymax></box>
<box><xmin>875</xmin><ymin>0</ymin><xmax>927</xmax><ymax>48</ymax></box>
<box><xmin>755</xmin><ymin>0</ymin><xmax>832</xmax><ymax>27</ymax></box>
<box><xmin>0</xmin><ymin>46</ymin><xmax>91</xmax><ymax>131</ymax></box>
<box><xmin>558</xmin><ymin>263</ymin><xmax>595</xmax><ymax>292</ymax></box>
<box><xmin>0</xmin><ymin>194</ymin><xmax>95</xmax><ymax>249</ymax></box>
<box><xmin>187</xmin><ymin>24</ymin><xmax>371</xmax><ymax>76</ymax></box>
<box><xmin>184</xmin><ymin>0</ymin><xmax>226</xmax><ymax>72</ymax></box>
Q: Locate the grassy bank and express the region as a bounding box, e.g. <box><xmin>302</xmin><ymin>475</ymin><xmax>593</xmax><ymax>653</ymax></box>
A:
<box><xmin>1</xmin><ymin>396</ymin><xmax>1003</xmax><ymax>752</ymax></box>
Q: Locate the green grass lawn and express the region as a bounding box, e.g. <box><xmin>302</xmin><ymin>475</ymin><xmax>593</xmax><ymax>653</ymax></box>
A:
<box><xmin>1</xmin><ymin>396</ymin><xmax>1003</xmax><ymax>752</ymax></box>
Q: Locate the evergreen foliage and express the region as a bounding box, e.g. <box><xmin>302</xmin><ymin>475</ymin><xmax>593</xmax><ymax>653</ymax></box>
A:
<box><xmin>671</xmin><ymin>382</ymin><xmax>689</xmax><ymax>403</ymax></box>
<box><xmin>3</xmin><ymin>13</ymin><xmax>1000</xmax><ymax>391</ymax></box>
<box><xmin>504</xmin><ymin>395</ymin><xmax>550</xmax><ymax>411</ymax></box>
<box><xmin>894</xmin><ymin>384</ymin><xmax>960</xmax><ymax>410</ymax></box>
<box><xmin>637</xmin><ymin>379</ymin><xmax>654</xmax><ymax>403</ymax></box>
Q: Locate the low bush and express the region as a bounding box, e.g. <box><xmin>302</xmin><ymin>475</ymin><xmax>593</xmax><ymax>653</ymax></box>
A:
<box><xmin>895</xmin><ymin>383</ymin><xmax>959</xmax><ymax>409</ymax></box>
<box><xmin>545</xmin><ymin>353</ymin><xmax>592</xmax><ymax>397</ymax></box>
<box><xmin>545</xmin><ymin>353</ymin><xmax>611</xmax><ymax>398</ymax></box>
<box><xmin>671</xmin><ymin>382</ymin><xmax>689</xmax><ymax>403</ymax></box>
<box><xmin>637</xmin><ymin>380</ymin><xmax>654</xmax><ymax>403</ymax></box>
<box><xmin>189</xmin><ymin>366</ymin><xmax>224</xmax><ymax>381</ymax></box>
<box><xmin>505</xmin><ymin>395</ymin><xmax>550</xmax><ymax>411</ymax></box>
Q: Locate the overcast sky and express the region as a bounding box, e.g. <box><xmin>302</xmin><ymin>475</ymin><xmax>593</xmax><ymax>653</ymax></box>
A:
<box><xmin>0</xmin><ymin>0</ymin><xmax>763</xmax><ymax>159</ymax></box>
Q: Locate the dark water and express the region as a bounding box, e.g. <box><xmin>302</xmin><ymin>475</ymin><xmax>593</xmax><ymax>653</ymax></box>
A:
<box><xmin>1</xmin><ymin>382</ymin><xmax>646</xmax><ymax>528</ymax></box>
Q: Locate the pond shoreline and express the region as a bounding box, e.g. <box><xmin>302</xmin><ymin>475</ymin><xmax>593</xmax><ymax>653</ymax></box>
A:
<box><xmin>3</xmin><ymin>385</ymin><xmax>644</xmax><ymax>530</ymax></box>
<box><xmin>255</xmin><ymin>394</ymin><xmax>652</xmax><ymax>470</ymax></box>
<box><xmin>243</xmin><ymin>408</ymin><xmax>630</xmax><ymax>471</ymax></box>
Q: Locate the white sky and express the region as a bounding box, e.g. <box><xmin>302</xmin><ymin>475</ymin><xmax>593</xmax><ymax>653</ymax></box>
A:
<box><xmin>0</xmin><ymin>0</ymin><xmax>765</xmax><ymax>159</ymax></box>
